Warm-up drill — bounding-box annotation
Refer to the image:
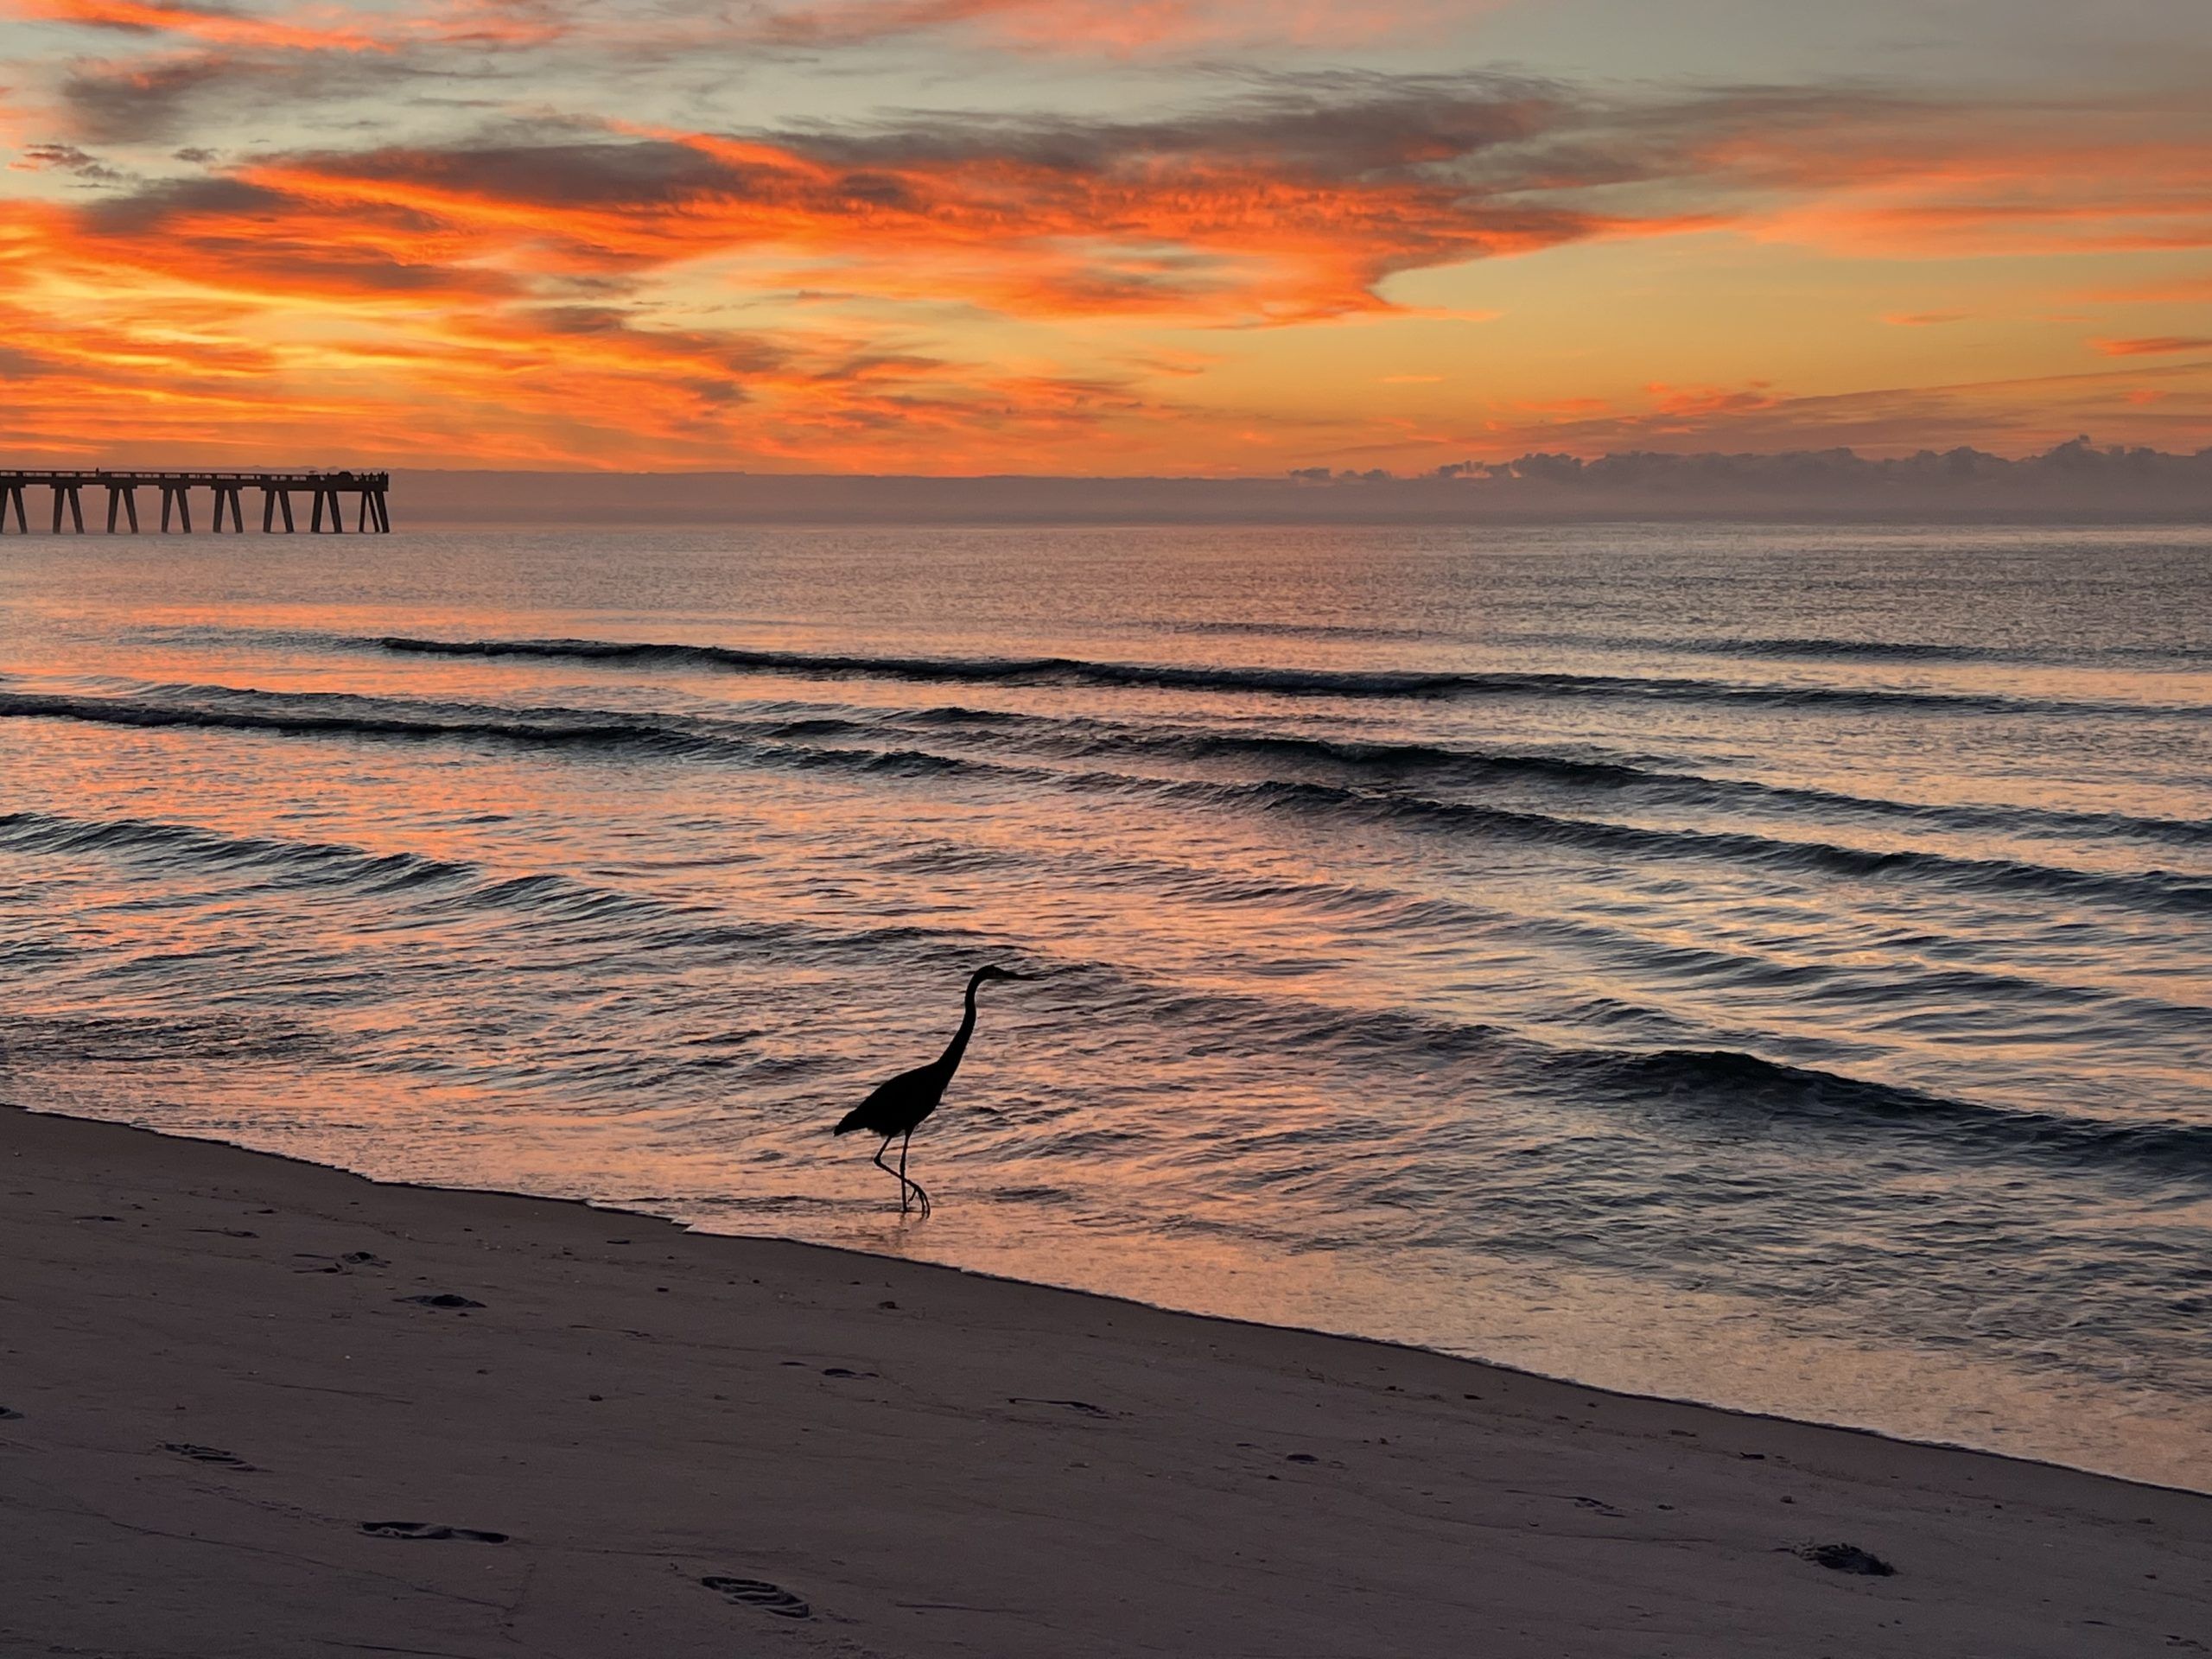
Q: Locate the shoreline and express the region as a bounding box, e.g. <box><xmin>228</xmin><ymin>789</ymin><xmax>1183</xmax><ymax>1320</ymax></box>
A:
<box><xmin>13</xmin><ymin>1101</ymin><xmax>2202</xmax><ymax>1498</ymax></box>
<box><xmin>7</xmin><ymin>1100</ymin><xmax>2209</xmax><ymax>1656</ymax></box>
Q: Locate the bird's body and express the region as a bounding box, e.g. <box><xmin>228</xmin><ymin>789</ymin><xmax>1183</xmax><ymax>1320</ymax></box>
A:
<box><xmin>833</xmin><ymin>965</ymin><xmax>1025</xmax><ymax>1215</ymax></box>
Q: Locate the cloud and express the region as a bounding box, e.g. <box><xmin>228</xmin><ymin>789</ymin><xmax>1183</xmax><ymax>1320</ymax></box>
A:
<box><xmin>2081</xmin><ymin>271</ymin><xmax>2212</xmax><ymax>304</ymax></box>
<box><xmin>0</xmin><ymin>172</ymin><xmax>1180</xmax><ymax>467</ymax></box>
<box><xmin>16</xmin><ymin>73</ymin><xmax>1713</xmax><ymax>469</ymax></box>
<box><xmin>1883</xmin><ymin>311</ymin><xmax>1967</xmax><ymax>326</ymax></box>
<box><xmin>17</xmin><ymin>0</ymin><xmax>386</xmax><ymax>52</ymax></box>
<box><xmin>142</xmin><ymin>77</ymin><xmax>1659</xmax><ymax>327</ymax></box>
<box><xmin>738</xmin><ymin>0</ymin><xmax>1473</xmax><ymax>54</ymax></box>
<box><xmin>2094</xmin><ymin>335</ymin><xmax>2212</xmax><ymax>356</ymax></box>
<box><xmin>8</xmin><ymin>49</ymin><xmax>2212</xmax><ymax>467</ymax></box>
<box><xmin>1720</xmin><ymin>98</ymin><xmax>2212</xmax><ymax>257</ymax></box>
<box><xmin>50</xmin><ymin>48</ymin><xmax>428</xmax><ymax>143</ymax></box>
<box><xmin>13</xmin><ymin>0</ymin><xmax>569</xmax><ymax>52</ymax></box>
<box><xmin>9</xmin><ymin>139</ymin><xmax>121</xmax><ymax>177</ymax></box>
<box><xmin>1437</xmin><ymin>436</ymin><xmax>2212</xmax><ymax>516</ymax></box>
<box><xmin>0</xmin><ymin>272</ymin><xmax>1168</xmax><ymax>466</ymax></box>
<box><xmin>10</xmin><ymin>0</ymin><xmax>1459</xmax><ymax>66</ymax></box>
<box><xmin>1466</xmin><ymin>359</ymin><xmax>2212</xmax><ymax>456</ymax></box>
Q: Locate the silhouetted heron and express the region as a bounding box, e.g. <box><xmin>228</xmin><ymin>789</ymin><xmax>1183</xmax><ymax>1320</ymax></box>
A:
<box><xmin>832</xmin><ymin>965</ymin><xmax>1027</xmax><ymax>1217</ymax></box>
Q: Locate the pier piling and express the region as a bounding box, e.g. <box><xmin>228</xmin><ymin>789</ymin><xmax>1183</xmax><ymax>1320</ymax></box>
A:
<box><xmin>0</xmin><ymin>469</ymin><xmax>391</xmax><ymax>534</ymax></box>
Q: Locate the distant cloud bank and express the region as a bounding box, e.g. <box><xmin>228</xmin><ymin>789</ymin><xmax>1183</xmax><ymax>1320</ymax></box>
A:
<box><xmin>396</xmin><ymin>439</ymin><xmax>2212</xmax><ymax>524</ymax></box>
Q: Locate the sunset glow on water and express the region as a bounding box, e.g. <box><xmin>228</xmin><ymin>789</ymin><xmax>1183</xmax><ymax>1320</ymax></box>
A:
<box><xmin>3</xmin><ymin>522</ymin><xmax>2208</xmax><ymax>1488</ymax></box>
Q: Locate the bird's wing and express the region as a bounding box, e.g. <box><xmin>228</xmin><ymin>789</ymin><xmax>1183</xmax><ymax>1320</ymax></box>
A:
<box><xmin>832</xmin><ymin>1061</ymin><xmax>941</xmax><ymax>1135</ymax></box>
<box><xmin>866</xmin><ymin>1062</ymin><xmax>939</xmax><ymax>1104</ymax></box>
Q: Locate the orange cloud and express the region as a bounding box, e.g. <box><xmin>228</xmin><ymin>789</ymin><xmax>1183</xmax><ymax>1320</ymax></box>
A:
<box><xmin>1678</xmin><ymin>90</ymin><xmax>2212</xmax><ymax>258</ymax></box>
<box><xmin>1</xmin><ymin>178</ymin><xmax>1189</xmax><ymax>470</ymax></box>
<box><xmin>9</xmin><ymin>64</ymin><xmax>2212</xmax><ymax>468</ymax></box>
<box><xmin>1461</xmin><ymin>361</ymin><xmax>2212</xmax><ymax>459</ymax></box>
<box><xmin>870</xmin><ymin>0</ymin><xmax>1471</xmax><ymax>54</ymax></box>
<box><xmin>204</xmin><ymin>89</ymin><xmax>1636</xmax><ymax>328</ymax></box>
<box><xmin>10</xmin><ymin>0</ymin><xmax>568</xmax><ymax>52</ymax></box>
<box><xmin>1641</xmin><ymin>380</ymin><xmax>1779</xmax><ymax>423</ymax></box>
<box><xmin>595</xmin><ymin>0</ymin><xmax>1484</xmax><ymax>57</ymax></box>
<box><xmin>2081</xmin><ymin>271</ymin><xmax>2212</xmax><ymax>305</ymax></box>
<box><xmin>11</xmin><ymin>0</ymin><xmax>1456</xmax><ymax>60</ymax></box>
<box><xmin>9</xmin><ymin>79</ymin><xmax>1674</xmax><ymax>467</ymax></box>
<box><xmin>2094</xmin><ymin>336</ymin><xmax>2212</xmax><ymax>356</ymax></box>
<box><xmin>14</xmin><ymin>0</ymin><xmax>388</xmax><ymax>51</ymax></box>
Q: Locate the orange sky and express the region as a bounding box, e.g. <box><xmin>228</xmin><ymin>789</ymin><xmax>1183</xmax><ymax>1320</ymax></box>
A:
<box><xmin>3</xmin><ymin>0</ymin><xmax>2210</xmax><ymax>472</ymax></box>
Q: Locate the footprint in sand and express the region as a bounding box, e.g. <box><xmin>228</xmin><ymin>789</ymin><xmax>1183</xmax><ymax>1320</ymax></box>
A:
<box><xmin>1796</xmin><ymin>1542</ymin><xmax>1897</xmax><ymax>1576</ymax></box>
<box><xmin>1007</xmin><ymin>1396</ymin><xmax>1113</xmax><ymax>1419</ymax></box>
<box><xmin>0</xmin><ymin>1406</ymin><xmax>22</xmax><ymax>1421</ymax></box>
<box><xmin>360</xmin><ymin>1521</ymin><xmax>510</xmax><ymax>1543</ymax></box>
<box><xmin>397</xmin><ymin>1294</ymin><xmax>485</xmax><ymax>1308</ymax></box>
<box><xmin>162</xmin><ymin>1442</ymin><xmax>255</xmax><ymax>1470</ymax></box>
<box><xmin>701</xmin><ymin>1576</ymin><xmax>810</xmax><ymax>1619</ymax></box>
<box><xmin>299</xmin><ymin>1251</ymin><xmax>394</xmax><ymax>1274</ymax></box>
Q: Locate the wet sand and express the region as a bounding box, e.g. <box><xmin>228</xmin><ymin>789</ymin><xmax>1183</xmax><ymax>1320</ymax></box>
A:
<box><xmin>4</xmin><ymin>1103</ymin><xmax>2207</xmax><ymax>1658</ymax></box>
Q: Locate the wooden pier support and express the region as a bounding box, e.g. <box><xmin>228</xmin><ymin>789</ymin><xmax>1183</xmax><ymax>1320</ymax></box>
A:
<box><xmin>209</xmin><ymin>484</ymin><xmax>247</xmax><ymax>532</ymax></box>
<box><xmin>0</xmin><ymin>469</ymin><xmax>390</xmax><ymax>534</ymax></box>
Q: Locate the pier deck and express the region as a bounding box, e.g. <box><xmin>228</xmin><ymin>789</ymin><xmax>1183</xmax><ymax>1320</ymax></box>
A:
<box><xmin>0</xmin><ymin>469</ymin><xmax>391</xmax><ymax>534</ymax></box>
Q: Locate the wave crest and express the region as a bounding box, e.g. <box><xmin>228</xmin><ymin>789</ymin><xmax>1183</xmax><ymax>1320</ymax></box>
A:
<box><xmin>365</xmin><ymin>633</ymin><xmax>2203</xmax><ymax>719</ymax></box>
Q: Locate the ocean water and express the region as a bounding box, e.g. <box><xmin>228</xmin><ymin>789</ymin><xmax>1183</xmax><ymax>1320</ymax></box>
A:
<box><xmin>2</xmin><ymin>520</ymin><xmax>2208</xmax><ymax>1488</ymax></box>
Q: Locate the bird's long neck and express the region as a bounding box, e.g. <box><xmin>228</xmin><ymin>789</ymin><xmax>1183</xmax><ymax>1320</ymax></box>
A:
<box><xmin>933</xmin><ymin>977</ymin><xmax>982</xmax><ymax>1077</ymax></box>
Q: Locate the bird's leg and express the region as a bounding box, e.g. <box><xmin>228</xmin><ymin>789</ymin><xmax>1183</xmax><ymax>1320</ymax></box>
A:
<box><xmin>872</xmin><ymin>1136</ymin><xmax>909</xmax><ymax>1212</ymax></box>
<box><xmin>900</xmin><ymin>1130</ymin><xmax>930</xmax><ymax>1219</ymax></box>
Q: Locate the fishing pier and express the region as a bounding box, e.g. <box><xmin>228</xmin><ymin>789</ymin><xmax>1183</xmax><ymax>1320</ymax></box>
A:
<box><xmin>0</xmin><ymin>470</ymin><xmax>391</xmax><ymax>534</ymax></box>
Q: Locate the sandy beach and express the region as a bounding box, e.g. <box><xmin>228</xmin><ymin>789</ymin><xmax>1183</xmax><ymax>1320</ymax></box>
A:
<box><xmin>3</xmin><ymin>1102</ymin><xmax>2206</xmax><ymax>1657</ymax></box>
